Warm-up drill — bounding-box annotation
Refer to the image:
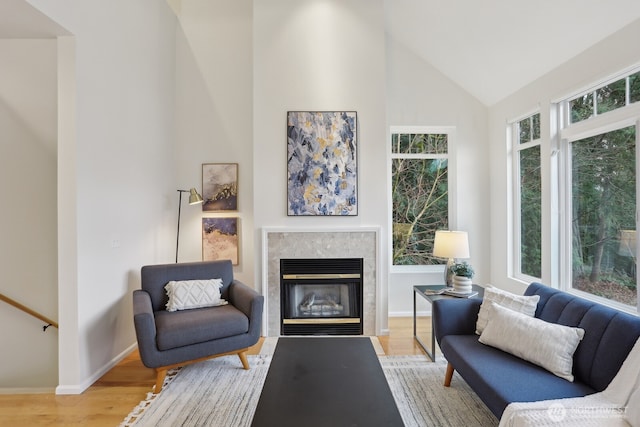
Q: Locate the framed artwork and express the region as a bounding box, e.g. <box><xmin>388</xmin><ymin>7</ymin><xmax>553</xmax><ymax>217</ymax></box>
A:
<box><xmin>287</xmin><ymin>111</ymin><xmax>358</xmax><ymax>216</ymax></box>
<box><xmin>202</xmin><ymin>163</ymin><xmax>238</xmax><ymax>211</ymax></box>
<box><xmin>202</xmin><ymin>217</ymin><xmax>239</xmax><ymax>265</ymax></box>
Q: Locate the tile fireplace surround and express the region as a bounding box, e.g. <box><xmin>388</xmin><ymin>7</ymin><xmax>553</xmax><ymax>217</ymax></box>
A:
<box><xmin>262</xmin><ymin>228</ymin><xmax>379</xmax><ymax>337</ymax></box>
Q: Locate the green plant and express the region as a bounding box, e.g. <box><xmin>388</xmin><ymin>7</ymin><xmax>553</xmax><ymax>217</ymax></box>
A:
<box><xmin>450</xmin><ymin>261</ymin><xmax>474</xmax><ymax>278</ymax></box>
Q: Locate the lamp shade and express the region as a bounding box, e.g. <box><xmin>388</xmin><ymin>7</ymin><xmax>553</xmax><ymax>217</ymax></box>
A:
<box><xmin>618</xmin><ymin>230</ymin><xmax>637</xmax><ymax>257</ymax></box>
<box><xmin>433</xmin><ymin>230</ymin><xmax>470</xmax><ymax>259</ymax></box>
<box><xmin>188</xmin><ymin>188</ymin><xmax>204</xmax><ymax>205</ymax></box>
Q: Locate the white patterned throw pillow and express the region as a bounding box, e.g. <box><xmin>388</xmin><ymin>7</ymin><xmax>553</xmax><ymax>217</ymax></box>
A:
<box><xmin>165</xmin><ymin>279</ymin><xmax>227</xmax><ymax>312</ymax></box>
<box><xmin>475</xmin><ymin>285</ymin><xmax>540</xmax><ymax>335</ymax></box>
<box><xmin>479</xmin><ymin>302</ymin><xmax>585</xmax><ymax>381</ymax></box>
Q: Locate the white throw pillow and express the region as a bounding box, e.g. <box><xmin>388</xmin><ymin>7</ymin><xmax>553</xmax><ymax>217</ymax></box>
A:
<box><xmin>165</xmin><ymin>279</ymin><xmax>227</xmax><ymax>312</ymax></box>
<box><xmin>627</xmin><ymin>385</ymin><xmax>640</xmax><ymax>427</ymax></box>
<box><xmin>475</xmin><ymin>285</ymin><xmax>540</xmax><ymax>335</ymax></box>
<box><xmin>479</xmin><ymin>302</ymin><xmax>585</xmax><ymax>382</ymax></box>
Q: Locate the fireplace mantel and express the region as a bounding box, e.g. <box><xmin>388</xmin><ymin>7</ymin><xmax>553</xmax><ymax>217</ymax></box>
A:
<box><xmin>261</xmin><ymin>227</ymin><xmax>380</xmax><ymax>336</ymax></box>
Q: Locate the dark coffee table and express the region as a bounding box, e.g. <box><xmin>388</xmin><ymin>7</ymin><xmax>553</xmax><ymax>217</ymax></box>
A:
<box><xmin>413</xmin><ymin>284</ymin><xmax>484</xmax><ymax>361</ymax></box>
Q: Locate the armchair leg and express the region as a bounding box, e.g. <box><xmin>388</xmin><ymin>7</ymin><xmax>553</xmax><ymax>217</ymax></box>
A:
<box><xmin>155</xmin><ymin>368</ymin><xmax>168</xmax><ymax>393</ymax></box>
<box><xmin>444</xmin><ymin>362</ymin><xmax>454</xmax><ymax>387</ymax></box>
<box><xmin>238</xmin><ymin>350</ymin><xmax>250</xmax><ymax>370</ymax></box>
<box><xmin>151</xmin><ymin>348</ymin><xmax>252</xmax><ymax>393</ymax></box>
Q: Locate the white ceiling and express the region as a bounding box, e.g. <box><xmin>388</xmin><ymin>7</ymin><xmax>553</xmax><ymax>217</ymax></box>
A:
<box><xmin>2</xmin><ymin>0</ymin><xmax>640</xmax><ymax>108</ymax></box>
<box><xmin>386</xmin><ymin>0</ymin><xmax>640</xmax><ymax>106</ymax></box>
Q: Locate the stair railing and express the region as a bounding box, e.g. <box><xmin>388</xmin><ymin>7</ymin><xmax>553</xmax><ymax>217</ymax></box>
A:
<box><xmin>0</xmin><ymin>292</ymin><xmax>58</xmax><ymax>331</ymax></box>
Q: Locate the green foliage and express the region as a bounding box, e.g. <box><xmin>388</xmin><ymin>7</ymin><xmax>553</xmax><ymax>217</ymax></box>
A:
<box><xmin>450</xmin><ymin>261</ymin><xmax>474</xmax><ymax>278</ymax></box>
<box><xmin>571</xmin><ymin>125</ymin><xmax>636</xmax><ymax>305</ymax></box>
<box><xmin>520</xmin><ymin>145</ymin><xmax>542</xmax><ymax>277</ymax></box>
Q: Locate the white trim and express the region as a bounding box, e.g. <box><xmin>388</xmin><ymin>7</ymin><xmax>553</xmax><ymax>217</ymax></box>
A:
<box><xmin>388</xmin><ymin>126</ymin><xmax>457</xmax><ymax>271</ymax></box>
<box><xmin>551</xmin><ymin>62</ymin><xmax>640</xmax><ymax>104</ymax></box>
<box><xmin>389</xmin><ymin>310</ymin><xmax>431</xmax><ymax>317</ymax></box>
<box><xmin>55</xmin><ymin>342</ymin><xmax>137</xmax><ymax>395</ymax></box>
<box><xmin>509</xmin><ymin>111</ymin><xmax>543</xmax><ymax>283</ymax></box>
<box><xmin>560</xmin><ymin>103</ymin><xmax>640</xmax><ymax>142</ymax></box>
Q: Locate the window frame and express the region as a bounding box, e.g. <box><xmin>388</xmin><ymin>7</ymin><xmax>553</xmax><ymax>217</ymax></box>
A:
<box><xmin>388</xmin><ymin>126</ymin><xmax>456</xmax><ymax>273</ymax></box>
<box><xmin>510</xmin><ymin>112</ymin><xmax>543</xmax><ymax>283</ymax></box>
<box><xmin>557</xmin><ymin>73</ymin><xmax>640</xmax><ymax>313</ymax></box>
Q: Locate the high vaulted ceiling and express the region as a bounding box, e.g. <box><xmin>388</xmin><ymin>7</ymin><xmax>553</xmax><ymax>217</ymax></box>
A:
<box><xmin>2</xmin><ymin>0</ymin><xmax>640</xmax><ymax>107</ymax></box>
<box><xmin>386</xmin><ymin>0</ymin><xmax>640</xmax><ymax>105</ymax></box>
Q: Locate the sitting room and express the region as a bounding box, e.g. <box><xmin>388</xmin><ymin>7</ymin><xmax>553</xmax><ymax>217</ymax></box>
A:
<box><xmin>1</xmin><ymin>0</ymin><xmax>640</xmax><ymax>426</ymax></box>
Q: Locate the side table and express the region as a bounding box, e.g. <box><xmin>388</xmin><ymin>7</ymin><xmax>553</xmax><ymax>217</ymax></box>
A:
<box><xmin>413</xmin><ymin>284</ymin><xmax>484</xmax><ymax>361</ymax></box>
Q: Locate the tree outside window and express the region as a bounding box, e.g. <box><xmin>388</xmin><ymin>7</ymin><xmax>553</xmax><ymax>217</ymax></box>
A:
<box><xmin>561</xmin><ymin>67</ymin><xmax>640</xmax><ymax>310</ymax></box>
<box><xmin>391</xmin><ymin>130</ymin><xmax>449</xmax><ymax>265</ymax></box>
<box><xmin>514</xmin><ymin>113</ymin><xmax>542</xmax><ymax>279</ymax></box>
<box><xmin>570</xmin><ymin>126</ymin><xmax>637</xmax><ymax>307</ymax></box>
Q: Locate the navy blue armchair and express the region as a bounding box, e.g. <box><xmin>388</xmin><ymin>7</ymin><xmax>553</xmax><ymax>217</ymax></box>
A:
<box><xmin>133</xmin><ymin>260</ymin><xmax>264</xmax><ymax>392</ymax></box>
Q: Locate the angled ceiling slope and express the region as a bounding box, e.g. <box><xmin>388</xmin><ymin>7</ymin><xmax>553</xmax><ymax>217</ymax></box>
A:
<box><xmin>386</xmin><ymin>0</ymin><xmax>640</xmax><ymax>106</ymax></box>
<box><xmin>0</xmin><ymin>0</ymin><xmax>70</xmax><ymax>39</ymax></box>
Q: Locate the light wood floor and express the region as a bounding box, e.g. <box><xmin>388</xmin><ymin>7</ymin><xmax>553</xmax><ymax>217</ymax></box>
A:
<box><xmin>0</xmin><ymin>317</ymin><xmax>429</xmax><ymax>426</ymax></box>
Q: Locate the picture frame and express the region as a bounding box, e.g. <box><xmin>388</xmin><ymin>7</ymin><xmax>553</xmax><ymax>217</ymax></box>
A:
<box><xmin>202</xmin><ymin>217</ymin><xmax>239</xmax><ymax>265</ymax></box>
<box><xmin>202</xmin><ymin>163</ymin><xmax>238</xmax><ymax>212</ymax></box>
<box><xmin>286</xmin><ymin>111</ymin><xmax>358</xmax><ymax>216</ymax></box>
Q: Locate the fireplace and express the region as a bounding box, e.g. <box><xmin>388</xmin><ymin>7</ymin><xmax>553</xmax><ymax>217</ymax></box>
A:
<box><xmin>280</xmin><ymin>258</ymin><xmax>364</xmax><ymax>335</ymax></box>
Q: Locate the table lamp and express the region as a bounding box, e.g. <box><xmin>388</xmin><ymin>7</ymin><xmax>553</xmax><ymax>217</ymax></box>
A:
<box><xmin>433</xmin><ymin>230</ymin><xmax>470</xmax><ymax>286</ymax></box>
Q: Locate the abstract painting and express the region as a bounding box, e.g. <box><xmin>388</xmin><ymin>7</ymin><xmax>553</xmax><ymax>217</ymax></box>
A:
<box><xmin>287</xmin><ymin>111</ymin><xmax>357</xmax><ymax>215</ymax></box>
<box><xmin>202</xmin><ymin>163</ymin><xmax>238</xmax><ymax>212</ymax></box>
<box><xmin>202</xmin><ymin>217</ymin><xmax>239</xmax><ymax>265</ymax></box>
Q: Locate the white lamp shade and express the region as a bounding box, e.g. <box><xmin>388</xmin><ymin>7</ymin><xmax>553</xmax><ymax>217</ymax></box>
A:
<box><xmin>433</xmin><ymin>230</ymin><xmax>470</xmax><ymax>259</ymax></box>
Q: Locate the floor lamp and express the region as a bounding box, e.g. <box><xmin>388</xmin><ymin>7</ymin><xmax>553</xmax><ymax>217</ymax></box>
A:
<box><xmin>176</xmin><ymin>188</ymin><xmax>203</xmax><ymax>263</ymax></box>
<box><xmin>433</xmin><ymin>230</ymin><xmax>470</xmax><ymax>286</ymax></box>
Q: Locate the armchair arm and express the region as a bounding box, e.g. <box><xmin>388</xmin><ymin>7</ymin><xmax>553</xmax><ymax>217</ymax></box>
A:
<box><xmin>432</xmin><ymin>298</ymin><xmax>482</xmax><ymax>346</ymax></box>
<box><xmin>133</xmin><ymin>289</ymin><xmax>160</xmax><ymax>367</ymax></box>
<box><xmin>229</xmin><ymin>279</ymin><xmax>264</xmax><ymax>337</ymax></box>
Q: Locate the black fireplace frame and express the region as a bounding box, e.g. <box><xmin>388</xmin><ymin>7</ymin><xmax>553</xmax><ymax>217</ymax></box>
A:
<box><xmin>280</xmin><ymin>258</ymin><xmax>364</xmax><ymax>335</ymax></box>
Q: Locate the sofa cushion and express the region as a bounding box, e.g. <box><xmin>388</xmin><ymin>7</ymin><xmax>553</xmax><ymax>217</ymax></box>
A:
<box><xmin>441</xmin><ymin>334</ymin><xmax>595</xmax><ymax>418</ymax></box>
<box><xmin>476</xmin><ymin>286</ymin><xmax>539</xmax><ymax>334</ymax></box>
<box><xmin>479</xmin><ymin>302</ymin><xmax>585</xmax><ymax>381</ymax></box>
<box><xmin>525</xmin><ymin>283</ymin><xmax>640</xmax><ymax>391</ymax></box>
<box><xmin>165</xmin><ymin>278</ymin><xmax>227</xmax><ymax>312</ymax></box>
<box><xmin>155</xmin><ymin>304</ymin><xmax>249</xmax><ymax>351</ymax></box>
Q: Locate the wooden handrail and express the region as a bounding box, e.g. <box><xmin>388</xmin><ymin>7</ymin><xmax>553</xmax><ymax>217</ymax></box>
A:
<box><xmin>0</xmin><ymin>293</ymin><xmax>58</xmax><ymax>330</ymax></box>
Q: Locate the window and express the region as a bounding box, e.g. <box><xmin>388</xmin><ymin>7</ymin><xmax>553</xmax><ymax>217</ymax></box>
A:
<box><xmin>569</xmin><ymin>71</ymin><xmax>640</xmax><ymax>124</ymax></box>
<box><xmin>512</xmin><ymin>113</ymin><xmax>542</xmax><ymax>279</ymax></box>
<box><xmin>559</xmin><ymin>68</ymin><xmax>640</xmax><ymax>311</ymax></box>
<box><xmin>390</xmin><ymin>128</ymin><xmax>450</xmax><ymax>266</ymax></box>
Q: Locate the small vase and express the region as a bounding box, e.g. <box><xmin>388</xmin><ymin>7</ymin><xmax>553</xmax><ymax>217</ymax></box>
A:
<box><xmin>453</xmin><ymin>276</ymin><xmax>472</xmax><ymax>293</ymax></box>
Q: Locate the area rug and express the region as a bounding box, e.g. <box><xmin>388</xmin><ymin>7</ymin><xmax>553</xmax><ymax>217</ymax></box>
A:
<box><xmin>381</xmin><ymin>356</ymin><xmax>498</xmax><ymax>427</ymax></box>
<box><xmin>121</xmin><ymin>343</ymin><xmax>498</xmax><ymax>426</ymax></box>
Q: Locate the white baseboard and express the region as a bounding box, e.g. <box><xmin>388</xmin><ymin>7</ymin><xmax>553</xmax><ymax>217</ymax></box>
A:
<box><xmin>388</xmin><ymin>310</ymin><xmax>431</xmax><ymax>317</ymax></box>
<box><xmin>56</xmin><ymin>342</ymin><xmax>138</xmax><ymax>395</ymax></box>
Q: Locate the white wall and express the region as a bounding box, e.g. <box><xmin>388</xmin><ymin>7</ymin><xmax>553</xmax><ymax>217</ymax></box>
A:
<box><xmin>0</xmin><ymin>39</ymin><xmax>58</xmax><ymax>390</ymax></box>
<box><xmin>385</xmin><ymin>37</ymin><xmax>490</xmax><ymax>315</ymax></box>
<box><xmin>252</xmin><ymin>0</ymin><xmax>389</xmax><ymax>330</ymax></box>
<box><xmin>26</xmin><ymin>0</ymin><xmax>178</xmax><ymax>393</ymax></box>
<box><xmin>173</xmin><ymin>0</ymin><xmax>254</xmax><ymax>284</ymax></box>
<box><xmin>488</xmin><ymin>18</ymin><xmax>640</xmax><ymax>294</ymax></box>
<box><xmin>174</xmin><ymin>0</ymin><xmax>492</xmax><ymax>322</ymax></box>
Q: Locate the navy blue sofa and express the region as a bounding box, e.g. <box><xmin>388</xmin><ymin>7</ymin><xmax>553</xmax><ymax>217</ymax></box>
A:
<box><xmin>433</xmin><ymin>282</ymin><xmax>640</xmax><ymax>419</ymax></box>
